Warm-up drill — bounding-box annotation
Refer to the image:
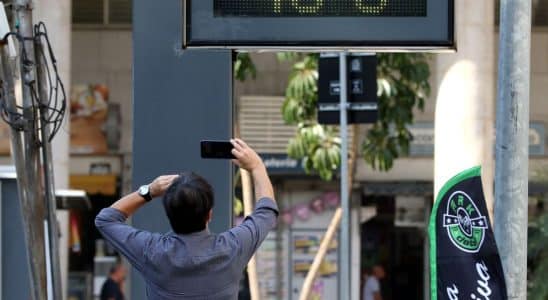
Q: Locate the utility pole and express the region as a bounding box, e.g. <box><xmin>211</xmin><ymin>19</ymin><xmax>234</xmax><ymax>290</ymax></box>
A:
<box><xmin>0</xmin><ymin>34</ymin><xmax>47</xmax><ymax>300</ymax></box>
<box><xmin>494</xmin><ymin>1</ymin><xmax>531</xmax><ymax>299</ymax></box>
<box><xmin>12</xmin><ymin>1</ymin><xmax>48</xmax><ymax>299</ymax></box>
<box><xmin>35</xmin><ymin>26</ymin><xmax>64</xmax><ymax>300</ymax></box>
<box><xmin>0</xmin><ymin>1</ymin><xmax>65</xmax><ymax>299</ymax></box>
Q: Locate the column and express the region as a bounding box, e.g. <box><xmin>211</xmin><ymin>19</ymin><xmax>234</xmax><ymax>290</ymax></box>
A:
<box><xmin>434</xmin><ymin>0</ymin><xmax>496</xmax><ymax>218</ymax></box>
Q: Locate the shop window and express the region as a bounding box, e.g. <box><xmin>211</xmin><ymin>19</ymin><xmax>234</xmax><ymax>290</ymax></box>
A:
<box><xmin>73</xmin><ymin>0</ymin><xmax>132</xmax><ymax>27</ymax></box>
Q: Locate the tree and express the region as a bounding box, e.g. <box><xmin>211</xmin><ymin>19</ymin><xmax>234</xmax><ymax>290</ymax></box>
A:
<box><xmin>278</xmin><ymin>52</ymin><xmax>431</xmax><ymax>179</ymax></box>
<box><xmin>234</xmin><ymin>53</ymin><xmax>257</xmax><ymax>82</ymax></box>
<box><xmin>234</xmin><ymin>51</ymin><xmax>431</xmax><ymax>180</ymax></box>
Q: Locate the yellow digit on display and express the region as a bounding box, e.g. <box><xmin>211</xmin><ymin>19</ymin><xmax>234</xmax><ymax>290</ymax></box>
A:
<box><xmin>274</xmin><ymin>0</ymin><xmax>282</xmax><ymax>13</ymax></box>
<box><xmin>291</xmin><ymin>0</ymin><xmax>323</xmax><ymax>14</ymax></box>
<box><xmin>354</xmin><ymin>0</ymin><xmax>388</xmax><ymax>15</ymax></box>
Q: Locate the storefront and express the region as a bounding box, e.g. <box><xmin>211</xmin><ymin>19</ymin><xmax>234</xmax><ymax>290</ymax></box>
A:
<box><xmin>251</xmin><ymin>155</ymin><xmax>361</xmax><ymax>299</ymax></box>
<box><xmin>253</xmin><ymin>156</ymin><xmax>435</xmax><ymax>300</ymax></box>
<box><xmin>360</xmin><ymin>182</ymin><xmax>433</xmax><ymax>300</ymax></box>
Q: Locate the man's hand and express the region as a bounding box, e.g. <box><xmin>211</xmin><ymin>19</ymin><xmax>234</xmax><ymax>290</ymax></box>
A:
<box><xmin>231</xmin><ymin>139</ymin><xmax>263</xmax><ymax>172</ymax></box>
<box><xmin>149</xmin><ymin>175</ymin><xmax>179</xmax><ymax>198</ymax></box>
<box><xmin>231</xmin><ymin>138</ymin><xmax>274</xmax><ymax>200</ymax></box>
<box><xmin>110</xmin><ymin>174</ymin><xmax>179</xmax><ymax>217</ymax></box>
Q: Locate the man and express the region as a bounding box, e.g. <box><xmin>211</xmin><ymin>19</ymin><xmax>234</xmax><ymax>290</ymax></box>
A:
<box><xmin>100</xmin><ymin>262</ymin><xmax>126</xmax><ymax>300</ymax></box>
<box><xmin>95</xmin><ymin>139</ymin><xmax>278</xmax><ymax>299</ymax></box>
<box><xmin>362</xmin><ymin>264</ymin><xmax>386</xmax><ymax>300</ymax></box>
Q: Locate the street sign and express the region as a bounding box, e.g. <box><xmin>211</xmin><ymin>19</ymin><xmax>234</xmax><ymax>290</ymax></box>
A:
<box><xmin>183</xmin><ymin>0</ymin><xmax>455</xmax><ymax>50</ymax></box>
<box><xmin>318</xmin><ymin>54</ymin><xmax>377</xmax><ymax>124</ymax></box>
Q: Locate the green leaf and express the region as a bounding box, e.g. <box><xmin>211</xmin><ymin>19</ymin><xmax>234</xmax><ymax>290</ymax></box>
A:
<box><xmin>277</xmin><ymin>52</ymin><xmax>302</xmax><ymax>62</ymax></box>
<box><xmin>233</xmin><ymin>197</ymin><xmax>243</xmax><ymax>216</ymax></box>
<box><xmin>234</xmin><ymin>53</ymin><xmax>257</xmax><ymax>82</ymax></box>
<box><xmin>282</xmin><ymin>52</ymin><xmax>431</xmax><ymax>178</ymax></box>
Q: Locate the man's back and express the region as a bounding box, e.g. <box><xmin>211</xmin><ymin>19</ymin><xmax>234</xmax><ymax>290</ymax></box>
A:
<box><xmin>142</xmin><ymin>230</ymin><xmax>244</xmax><ymax>299</ymax></box>
<box><xmin>95</xmin><ymin>197</ymin><xmax>278</xmax><ymax>300</ymax></box>
<box><xmin>95</xmin><ymin>139</ymin><xmax>277</xmax><ymax>299</ymax></box>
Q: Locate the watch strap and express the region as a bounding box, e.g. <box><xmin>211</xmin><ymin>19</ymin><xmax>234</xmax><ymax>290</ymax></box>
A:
<box><xmin>143</xmin><ymin>191</ymin><xmax>152</xmax><ymax>202</ymax></box>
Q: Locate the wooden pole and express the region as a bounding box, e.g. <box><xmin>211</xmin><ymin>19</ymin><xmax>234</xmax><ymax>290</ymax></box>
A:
<box><xmin>241</xmin><ymin>169</ymin><xmax>261</xmax><ymax>300</ymax></box>
<box><xmin>299</xmin><ymin>125</ymin><xmax>360</xmax><ymax>300</ymax></box>
<box><xmin>234</xmin><ymin>101</ymin><xmax>261</xmax><ymax>299</ymax></box>
<box><xmin>298</xmin><ymin>208</ymin><xmax>343</xmax><ymax>300</ymax></box>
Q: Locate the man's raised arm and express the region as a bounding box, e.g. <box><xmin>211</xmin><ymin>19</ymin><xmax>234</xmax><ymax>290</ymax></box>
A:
<box><xmin>229</xmin><ymin>138</ymin><xmax>278</xmax><ymax>260</ymax></box>
<box><xmin>94</xmin><ymin>175</ymin><xmax>178</xmax><ymax>272</ymax></box>
<box><xmin>110</xmin><ymin>175</ymin><xmax>179</xmax><ymax>217</ymax></box>
<box><xmin>230</xmin><ymin>138</ymin><xmax>274</xmax><ymax>201</ymax></box>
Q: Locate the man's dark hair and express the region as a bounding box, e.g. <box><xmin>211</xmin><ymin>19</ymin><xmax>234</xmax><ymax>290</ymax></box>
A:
<box><xmin>162</xmin><ymin>172</ymin><xmax>214</xmax><ymax>234</ymax></box>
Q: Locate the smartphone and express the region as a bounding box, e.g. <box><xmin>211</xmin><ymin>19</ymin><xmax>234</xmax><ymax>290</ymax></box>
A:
<box><xmin>200</xmin><ymin>140</ymin><xmax>236</xmax><ymax>159</ymax></box>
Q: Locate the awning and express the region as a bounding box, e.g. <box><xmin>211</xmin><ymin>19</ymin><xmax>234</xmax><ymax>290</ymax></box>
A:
<box><xmin>361</xmin><ymin>181</ymin><xmax>433</xmax><ymax>196</ymax></box>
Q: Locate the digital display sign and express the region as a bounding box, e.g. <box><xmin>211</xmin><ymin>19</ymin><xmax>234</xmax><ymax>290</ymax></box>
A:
<box><xmin>214</xmin><ymin>0</ymin><xmax>427</xmax><ymax>17</ymax></box>
<box><xmin>183</xmin><ymin>0</ymin><xmax>454</xmax><ymax>50</ymax></box>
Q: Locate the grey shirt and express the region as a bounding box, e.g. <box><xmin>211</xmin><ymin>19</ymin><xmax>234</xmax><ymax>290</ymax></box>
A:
<box><xmin>95</xmin><ymin>197</ymin><xmax>278</xmax><ymax>300</ymax></box>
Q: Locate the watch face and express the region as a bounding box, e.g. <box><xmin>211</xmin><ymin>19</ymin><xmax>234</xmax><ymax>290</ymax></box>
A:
<box><xmin>139</xmin><ymin>185</ymin><xmax>149</xmax><ymax>195</ymax></box>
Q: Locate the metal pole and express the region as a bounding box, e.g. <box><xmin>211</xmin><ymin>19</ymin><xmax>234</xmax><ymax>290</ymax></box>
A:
<box><xmin>494</xmin><ymin>1</ymin><xmax>531</xmax><ymax>299</ymax></box>
<box><xmin>35</xmin><ymin>36</ymin><xmax>63</xmax><ymax>300</ymax></box>
<box><xmin>339</xmin><ymin>52</ymin><xmax>350</xmax><ymax>300</ymax></box>
<box><xmin>0</xmin><ymin>41</ymin><xmax>45</xmax><ymax>300</ymax></box>
<box><xmin>11</xmin><ymin>1</ymin><xmax>48</xmax><ymax>299</ymax></box>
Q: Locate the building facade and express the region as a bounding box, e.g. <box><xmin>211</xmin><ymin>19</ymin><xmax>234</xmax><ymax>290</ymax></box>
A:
<box><xmin>0</xmin><ymin>0</ymin><xmax>546</xmax><ymax>299</ymax></box>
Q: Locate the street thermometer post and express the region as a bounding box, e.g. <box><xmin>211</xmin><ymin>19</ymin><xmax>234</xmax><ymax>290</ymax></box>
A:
<box><xmin>339</xmin><ymin>52</ymin><xmax>351</xmax><ymax>300</ymax></box>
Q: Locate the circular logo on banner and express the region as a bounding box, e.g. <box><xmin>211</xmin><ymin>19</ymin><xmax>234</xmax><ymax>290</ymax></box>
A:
<box><xmin>443</xmin><ymin>191</ymin><xmax>488</xmax><ymax>253</ymax></box>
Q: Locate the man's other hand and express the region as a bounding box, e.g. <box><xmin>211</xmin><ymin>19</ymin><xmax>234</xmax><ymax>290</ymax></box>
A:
<box><xmin>231</xmin><ymin>139</ymin><xmax>263</xmax><ymax>172</ymax></box>
<box><xmin>149</xmin><ymin>175</ymin><xmax>179</xmax><ymax>198</ymax></box>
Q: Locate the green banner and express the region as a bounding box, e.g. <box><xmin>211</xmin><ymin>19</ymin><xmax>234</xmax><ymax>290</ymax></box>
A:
<box><xmin>428</xmin><ymin>166</ymin><xmax>507</xmax><ymax>300</ymax></box>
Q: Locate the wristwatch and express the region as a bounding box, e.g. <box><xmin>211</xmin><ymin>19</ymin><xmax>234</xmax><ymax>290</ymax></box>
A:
<box><xmin>137</xmin><ymin>185</ymin><xmax>152</xmax><ymax>202</ymax></box>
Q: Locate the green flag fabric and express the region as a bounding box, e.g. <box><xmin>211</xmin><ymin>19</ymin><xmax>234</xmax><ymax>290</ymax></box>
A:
<box><xmin>428</xmin><ymin>166</ymin><xmax>507</xmax><ymax>300</ymax></box>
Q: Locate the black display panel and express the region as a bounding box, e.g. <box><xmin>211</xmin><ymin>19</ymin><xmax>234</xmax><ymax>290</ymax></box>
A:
<box><xmin>214</xmin><ymin>0</ymin><xmax>427</xmax><ymax>17</ymax></box>
<box><xmin>317</xmin><ymin>54</ymin><xmax>378</xmax><ymax>124</ymax></box>
<box><xmin>184</xmin><ymin>0</ymin><xmax>454</xmax><ymax>50</ymax></box>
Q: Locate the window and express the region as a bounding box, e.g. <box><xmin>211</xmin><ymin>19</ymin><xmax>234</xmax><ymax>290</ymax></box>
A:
<box><xmin>73</xmin><ymin>0</ymin><xmax>132</xmax><ymax>27</ymax></box>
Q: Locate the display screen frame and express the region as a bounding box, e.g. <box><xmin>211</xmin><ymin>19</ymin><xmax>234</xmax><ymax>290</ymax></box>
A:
<box><xmin>183</xmin><ymin>0</ymin><xmax>455</xmax><ymax>51</ymax></box>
